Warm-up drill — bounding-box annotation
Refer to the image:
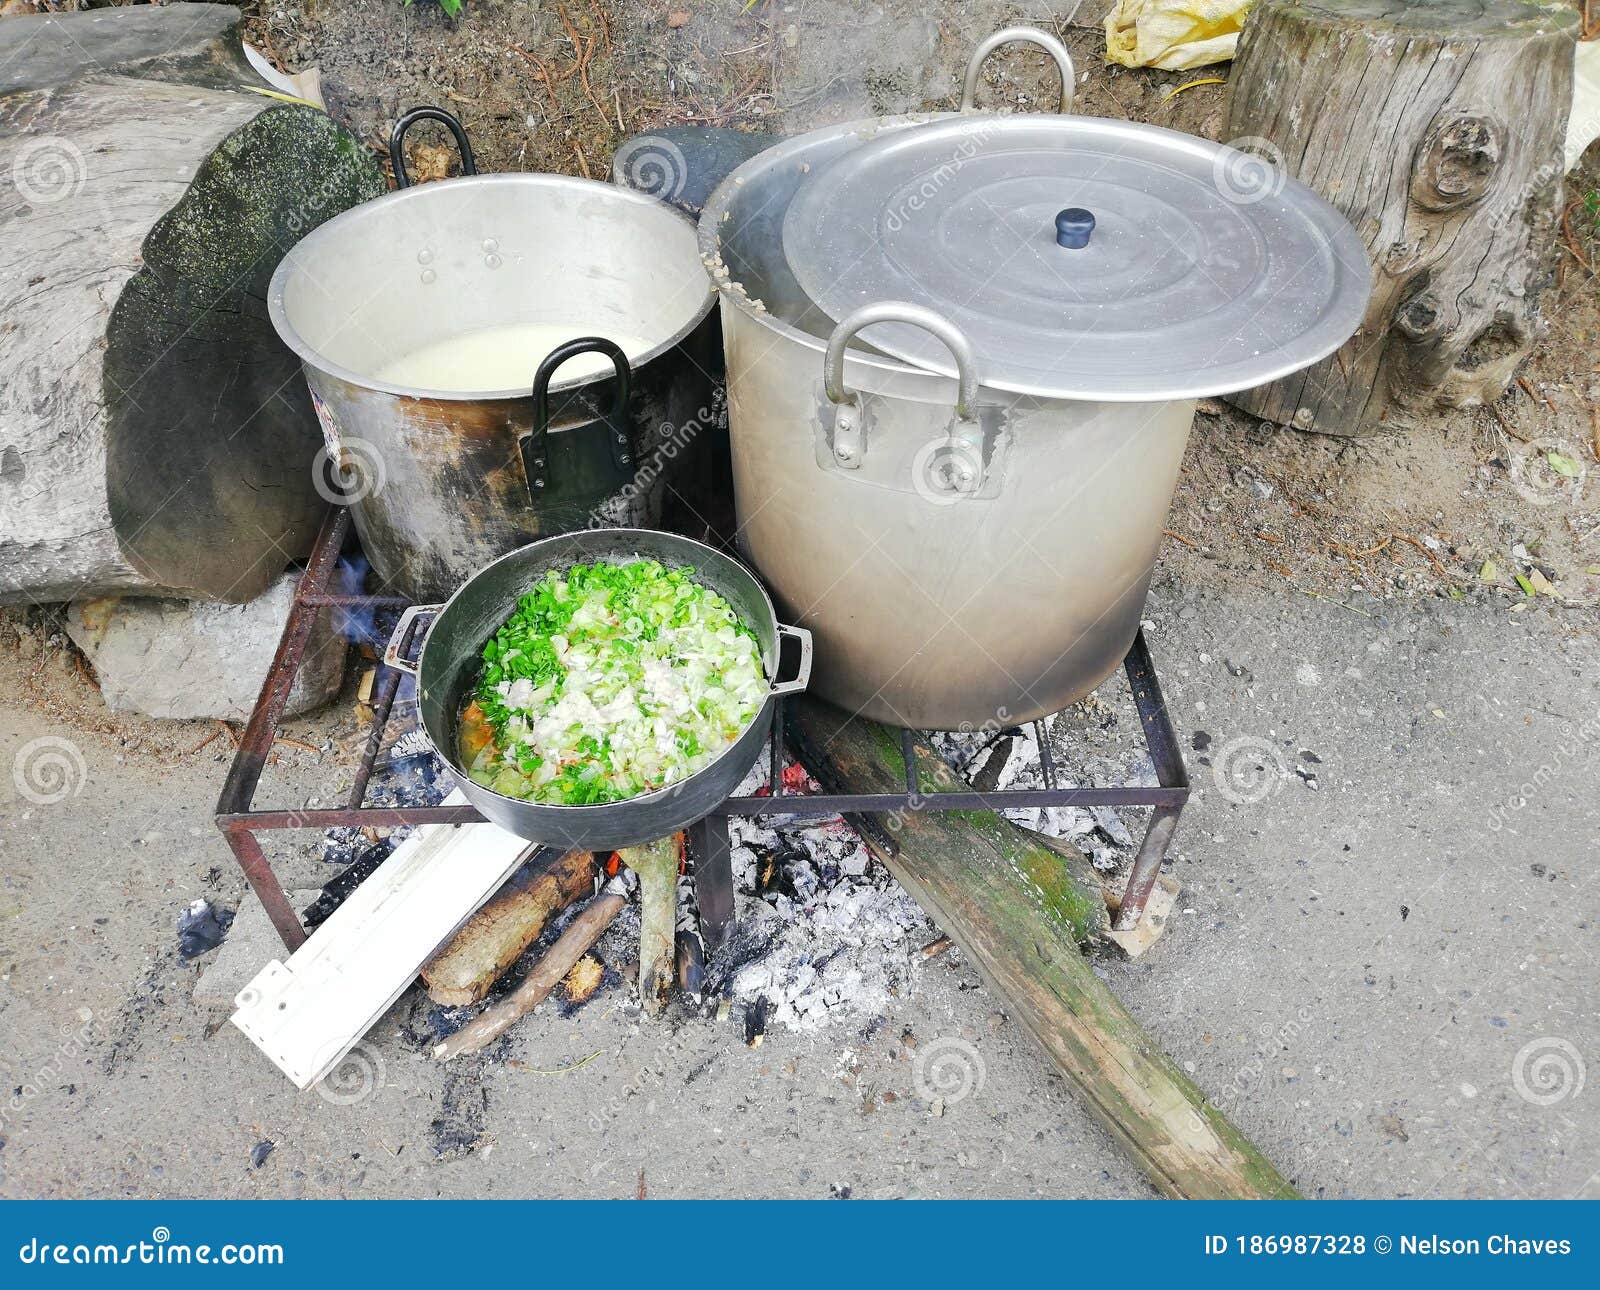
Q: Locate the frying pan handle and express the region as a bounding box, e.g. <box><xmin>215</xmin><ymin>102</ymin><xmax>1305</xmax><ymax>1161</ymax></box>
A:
<box><xmin>527</xmin><ymin>337</ymin><xmax>635</xmax><ymax>493</ymax></box>
<box><xmin>383</xmin><ymin>604</ymin><xmax>442</xmax><ymax>677</ymax></box>
<box><xmin>389</xmin><ymin>107</ymin><xmax>478</xmax><ymax>189</ymax></box>
<box><xmin>960</xmin><ymin>26</ymin><xmax>1076</xmax><ymax>114</ymax></box>
<box><xmin>768</xmin><ymin>624</ymin><xmax>814</xmax><ymax>698</ymax></box>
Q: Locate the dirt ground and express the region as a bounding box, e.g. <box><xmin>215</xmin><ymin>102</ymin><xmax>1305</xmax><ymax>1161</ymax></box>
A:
<box><xmin>1</xmin><ymin>0</ymin><xmax>1598</xmax><ymax>1200</ymax></box>
<box><xmin>5</xmin><ymin>569</ymin><xmax>1598</xmax><ymax>1200</ymax></box>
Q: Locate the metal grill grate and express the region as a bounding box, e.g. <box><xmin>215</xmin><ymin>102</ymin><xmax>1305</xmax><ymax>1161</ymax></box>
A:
<box><xmin>216</xmin><ymin>508</ymin><xmax>1189</xmax><ymax>951</ymax></box>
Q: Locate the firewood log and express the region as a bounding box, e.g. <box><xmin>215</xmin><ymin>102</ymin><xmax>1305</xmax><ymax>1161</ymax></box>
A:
<box><xmin>432</xmin><ymin>884</ymin><xmax>627</xmax><ymax>1061</ymax></box>
<box><xmin>618</xmin><ymin>835</ymin><xmax>681</xmax><ymax>1016</ymax></box>
<box><xmin>788</xmin><ymin>697</ymin><xmax>1297</xmax><ymax>1200</ymax></box>
<box><xmin>421</xmin><ymin>850</ymin><xmax>596</xmax><ymax>1006</ymax></box>
<box><xmin>0</xmin><ymin>4</ymin><xmax>384</xmax><ymax>602</ymax></box>
<box><xmin>1224</xmin><ymin>0</ymin><xmax>1582</xmax><ymax>435</ymax></box>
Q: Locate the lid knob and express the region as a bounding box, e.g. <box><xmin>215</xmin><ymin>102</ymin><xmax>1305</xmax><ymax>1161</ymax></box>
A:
<box><xmin>1055</xmin><ymin>208</ymin><xmax>1095</xmax><ymax>249</ymax></box>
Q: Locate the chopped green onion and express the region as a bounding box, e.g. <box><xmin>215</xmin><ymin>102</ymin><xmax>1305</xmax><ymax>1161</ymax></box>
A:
<box><xmin>463</xmin><ymin>559</ymin><xmax>764</xmax><ymax>805</ymax></box>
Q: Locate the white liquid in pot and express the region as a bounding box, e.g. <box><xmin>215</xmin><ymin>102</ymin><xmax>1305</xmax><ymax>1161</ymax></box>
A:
<box><xmin>372</xmin><ymin>323</ymin><xmax>656</xmax><ymax>392</ymax></box>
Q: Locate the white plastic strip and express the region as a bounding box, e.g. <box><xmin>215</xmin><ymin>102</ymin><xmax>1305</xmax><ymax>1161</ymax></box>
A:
<box><xmin>230</xmin><ymin>790</ymin><xmax>534</xmax><ymax>1090</ymax></box>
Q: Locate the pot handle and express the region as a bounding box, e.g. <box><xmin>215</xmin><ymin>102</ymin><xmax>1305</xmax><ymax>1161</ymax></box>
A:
<box><xmin>768</xmin><ymin>624</ymin><xmax>814</xmax><ymax>698</ymax></box>
<box><xmin>823</xmin><ymin>303</ymin><xmax>987</xmax><ymax>491</ymax></box>
<box><xmin>960</xmin><ymin>26</ymin><xmax>1076</xmax><ymax>114</ymax></box>
<box><xmin>389</xmin><ymin>107</ymin><xmax>478</xmax><ymax>189</ymax></box>
<box><xmin>383</xmin><ymin>604</ymin><xmax>443</xmax><ymax>677</ymax></box>
<box><xmin>824</xmin><ymin>302</ymin><xmax>980</xmax><ymax>419</ymax></box>
<box><xmin>526</xmin><ymin>337</ymin><xmax>635</xmax><ymax>493</ymax></box>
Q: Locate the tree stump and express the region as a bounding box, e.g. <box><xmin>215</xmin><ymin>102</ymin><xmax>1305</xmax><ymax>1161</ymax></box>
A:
<box><xmin>1224</xmin><ymin>0</ymin><xmax>1580</xmax><ymax>436</ymax></box>
<box><xmin>0</xmin><ymin>5</ymin><xmax>385</xmax><ymax>603</ymax></box>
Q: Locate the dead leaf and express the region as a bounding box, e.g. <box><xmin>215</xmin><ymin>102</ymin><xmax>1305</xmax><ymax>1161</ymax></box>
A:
<box><xmin>1547</xmin><ymin>451</ymin><xmax>1580</xmax><ymax>479</ymax></box>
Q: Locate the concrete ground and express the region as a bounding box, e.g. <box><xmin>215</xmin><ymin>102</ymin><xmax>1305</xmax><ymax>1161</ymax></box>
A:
<box><xmin>1</xmin><ymin>575</ymin><xmax>1595</xmax><ymax>1200</ymax></box>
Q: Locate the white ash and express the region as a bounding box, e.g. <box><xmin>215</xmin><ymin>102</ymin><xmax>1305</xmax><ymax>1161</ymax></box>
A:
<box><xmin>696</xmin><ymin>702</ymin><xmax>1160</xmax><ymax>1031</ymax></box>
<box><xmin>699</xmin><ymin>749</ymin><xmax>934</xmax><ymax>1033</ymax></box>
<box><xmin>929</xmin><ymin>708</ymin><xmax>1157</xmax><ymax>872</ymax></box>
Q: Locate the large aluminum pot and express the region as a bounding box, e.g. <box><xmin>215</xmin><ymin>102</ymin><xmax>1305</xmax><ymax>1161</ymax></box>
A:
<box><xmin>382</xmin><ymin>529</ymin><xmax>812</xmax><ymax>850</ymax></box>
<box><xmin>269</xmin><ymin>113</ymin><xmax>717</xmax><ymax>601</ymax></box>
<box><xmin>697</xmin><ymin>29</ymin><xmax>1368</xmax><ymax>729</ymax></box>
<box><xmin>700</xmin><ymin>129</ymin><xmax>1190</xmax><ymax>729</ymax></box>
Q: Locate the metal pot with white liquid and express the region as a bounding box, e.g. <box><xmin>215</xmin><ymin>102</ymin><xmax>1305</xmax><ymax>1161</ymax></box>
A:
<box><xmin>699</xmin><ymin>27</ymin><xmax>1372</xmax><ymax>728</ymax></box>
<box><xmin>269</xmin><ymin>109</ymin><xmax>717</xmax><ymax>600</ymax></box>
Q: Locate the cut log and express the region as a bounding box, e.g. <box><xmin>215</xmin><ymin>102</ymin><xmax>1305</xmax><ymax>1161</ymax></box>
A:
<box><xmin>791</xmin><ymin>715</ymin><xmax>1111</xmax><ymax>947</ymax></box>
<box><xmin>2</xmin><ymin>3</ymin><xmax>262</xmax><ymax>96</ymax></box>
<box><xmin>1224</xmin><ymin>0</ymin><xmax>1581</xmax><ymax>435</ymax></box>
<box><xmin>432</xmin><ymin>883</ymin><xmax>628</xmax><ymax>1061</ymax></box>
<box><xmin>788</xmin><ymin>698</ymin><xmax>1297</xmax><ymax>1200</ymax></box>
<box><xmin>421</xmin><ymin>850</ymin><xmax>595</xmax><ymax>1006</ymax></box>
<box><xmin>0</xmin><ymin>5</ymin><xmax>385</xmax><ymax>603</ymax></box>
<box><xmin>1</xmin><ymin>3</ymin><xmax>258</xmax><ymax>95</ymax></box>
<box><xmin>1024</xmin><ymin>826</ymin><xmax>1182</xmax><ymax>959</ymax></box>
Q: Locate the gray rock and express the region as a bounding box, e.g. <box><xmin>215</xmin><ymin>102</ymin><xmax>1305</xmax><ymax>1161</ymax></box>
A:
<box><xmin>67</xmin><ymin>574</ymin><xmax>344</xmax><ymax>720</ymax></box>
<box><xmin>1238</xmin><ymin>470</ymin><xmax>1275</xmax><ymax>500</ymax></box>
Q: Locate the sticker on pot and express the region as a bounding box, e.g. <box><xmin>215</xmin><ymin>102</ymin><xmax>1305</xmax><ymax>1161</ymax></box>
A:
<box><xmin>306</xmin><ymin>390</ymin><xmax>388</xmax><ymax>506</ymax></box>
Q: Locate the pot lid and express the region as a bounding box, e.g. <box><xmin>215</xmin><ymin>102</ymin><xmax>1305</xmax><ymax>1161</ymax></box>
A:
<box><xmin>781</xmin><ymin>115</ymin><xmax>1371</xmax><ymax>401</ymax></box>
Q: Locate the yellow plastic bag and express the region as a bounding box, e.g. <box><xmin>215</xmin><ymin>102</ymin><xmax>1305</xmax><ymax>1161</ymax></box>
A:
<box><xmin>1104</xmin><ymin>0</ymin><xmax>1250</xmax><ymax>71</ymax></box>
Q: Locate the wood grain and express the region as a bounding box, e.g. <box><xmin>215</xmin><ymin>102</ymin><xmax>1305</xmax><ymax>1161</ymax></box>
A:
<box><xmin>421</xmin><ymin>849</ymin><xmax>595</xmax><ymax>1005</ymax></box>
<box><xmin>432</xmin><ymin>888</ymin><xmax>626</xmax><ymax>1061</ymax></box>
<box><xmin>1225</xmin><ymin>0</ymin><xmax>1579</xmax><ymax>435</ymax></box>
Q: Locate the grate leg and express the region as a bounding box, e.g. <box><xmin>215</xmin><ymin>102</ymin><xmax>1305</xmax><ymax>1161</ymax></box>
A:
<box><xmin>1114</xmin><ymin>629</ymin><xmax>1188</xmax><ymax>929</ymax></box>
<box><xmin>224</xmin><ymin>827</ymin><xmax>307</xmax><ymax>952</ymax></box>
<box><xmin>689</xmin><ymin>814</ymin><xmax>735</xmax><ymax>954</ymax></box>
<box><xmin>1114</xmin><ymin>807</ymin><xmax>1179</xmax><ymax>931</ymax></box>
